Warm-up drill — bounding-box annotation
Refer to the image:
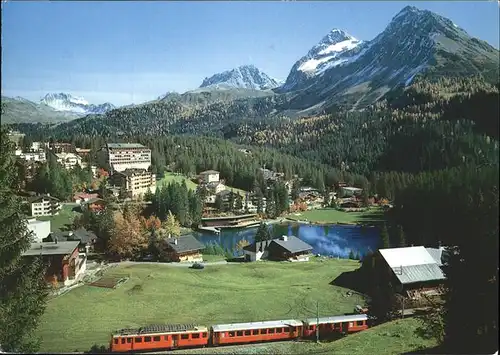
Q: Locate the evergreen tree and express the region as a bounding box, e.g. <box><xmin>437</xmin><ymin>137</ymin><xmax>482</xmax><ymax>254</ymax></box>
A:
<box><xmin>396</xmin><ymin>225</ymin><xmax>406</xmax><ymax>247</ymax></box>
<box><xmin>144</xmin><ymin>188</ymin><xmax>154</xmax><ymax>202</ymax></box>
<box><xmin>348</xmin><ymin>250</ymin><xmax>355</xmax><ymax>260</ymax></box>
<box><xmin>380</xmin><ymin>224</ymin><xmax>390</xmax><ymax>249</ymax></box>
<box><xmin>0</xmin><ymin>129</ymin><xmax>49</xmax><ymax>352</ymax></box>
<box><xmin>254</xmin><ymin>222</ymin><xmax>272</xmax><ymax>242</ymax></box>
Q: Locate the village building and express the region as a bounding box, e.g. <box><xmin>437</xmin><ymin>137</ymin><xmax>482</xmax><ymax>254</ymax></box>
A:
<box><xmin>45</xmin><ymin>228</ymin><xmax>98</xmax><ymax>253</ymax></box>
<box><xmin>243</xmin><ymin>235</ymin><xmax>313</xmax><ymax>262</ymax></box>
<box><xmin>374</xmin><ymin>246</ymin><xmax>447</xmax><ymax>299</ymax></box>
<box><xmin>16</xmin><ymin>151</ymin><xmax>46</xmax><ymax>163</ymax></box>
<box><xmin>82</xmin><ymin>197</ymin><xmax>107</xmax><ymax>213</ymax></box>
<box><xmin>340</xmin><ymin>186</ymin><xmax>363</xmax><ymax>197</ymax></box>
<box><xmin>99</xmin><ymin>143</ymin><xmax>152</xmax><ymax>173</ymax></box>
<box><xmin>73</xmin><ymin>192</ymin><xmax>100</xmax><ymax>204</ymax></box>
<box><xmin>205</xmin><ymin>181</ymin><xmax>226</xmax><ymax>194</ymax></box>
<box><xmin>7</xmin><ymin>130</ymin><xmax>25</xmax><ymax>147</ymax></box>
<box><xmin>215</xmin><ymin>189</ymin><xmax>243</xmax><ymax>211</ymax></box>
<box><xmin>199</xmin><ymin>170</ymin><xmax>220</xmax><ymax>184</ymax></box>
<box><xmin>22</xmin><ymin>240</ymin><xmax>86</xmax><ymax>287</ymax></box>
<box><xmin>26</xmin><ymin>219</ymin><xmax>51</xmax><ymax>243</ymax></box>
<box><xmin>75</xmin><ymin>147</ymin><xmax>91</xmax><ymax>159</ymax></box>
<box><xmin>160</xmin><ymin>235</ymin><xmax>205</xmax><ymax>263</ymax></box>
<box><xmin>49</xmin><ymin>152</ymin><xmax>82</xmax><ymax>170</ymax></box>
<box><xmin>49</xmin><ymin>142</ymin><xmax>74</xmax><ymax>154</ymax></box>
<box><xmin>110</xmin><ymin>168</ymin><xmax>156</xmax><ymax>199</ymax></box>
<box><xmin>29</xmin><ymin>194</ymin><xmax>61</xmax><ymax>217</ymax></box>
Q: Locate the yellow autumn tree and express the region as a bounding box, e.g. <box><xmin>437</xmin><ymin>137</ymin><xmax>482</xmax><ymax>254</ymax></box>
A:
<box><xmin>160</xmin><ymin>211</ymin><xmax>181</xmax><ymax>239</ymax></box>
<box><xmin>107</xmin><ymin>211</ymin><xmax>148</xmax><ymax>260</ymax></box>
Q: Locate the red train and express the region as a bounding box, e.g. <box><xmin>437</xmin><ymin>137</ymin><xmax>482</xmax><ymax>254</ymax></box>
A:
<box><xmin>109</xmin><ymin>314</ymin><xmax>369</xmax><ymax>352</ymax></box>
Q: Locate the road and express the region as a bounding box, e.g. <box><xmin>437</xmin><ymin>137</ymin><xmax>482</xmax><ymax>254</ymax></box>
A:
<box><xmin>110</xmin><ymin>260</ymin><xmax>234</xmax><ymax>268</ymax></box>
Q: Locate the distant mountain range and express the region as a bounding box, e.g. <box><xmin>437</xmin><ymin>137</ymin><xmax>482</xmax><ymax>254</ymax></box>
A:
<box><xmin>2</xmin><ymin>6</ymin><xmax>499</xmax><ymax>126</ymax></box>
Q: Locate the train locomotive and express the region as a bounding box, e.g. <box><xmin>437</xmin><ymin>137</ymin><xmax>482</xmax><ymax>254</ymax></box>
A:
<box><xmin>109</xmin><ymin>313</ymin><xmax>369</xmax><ymax>352</ymax></box>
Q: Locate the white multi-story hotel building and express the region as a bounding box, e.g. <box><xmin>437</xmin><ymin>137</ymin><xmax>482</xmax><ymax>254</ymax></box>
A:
<box><xmin>54</xmin><ymin>152</ymin><xmax>82</xmax><ymax>170</ymax></box>
<box><xmin>29</xmin><ymin>194</ymin><xmax>61</xmax><ymax>217</ymax></box>
<box><xmin>111</xmin><ymin>168</ymin><xmax>156</xmax><ymax>199</ymax></box>
<box><xmin>102</xmin><ymin>143</ymin><xmax>151</xmax><ymax>173</ymax></box>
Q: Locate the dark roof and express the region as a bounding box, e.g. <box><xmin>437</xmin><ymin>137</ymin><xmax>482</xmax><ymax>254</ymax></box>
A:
<box><xmin>22</xmin><ymin>241</ymin><xmax>79</xmax><ymax>256</ymax></box>
<box><xmin>45</xmin><ymin>228</ymin><xmax>97</xmax><ymax>244</ymax></box>
<box><xmin>165</xmin><ymin>235</ymin><xmax>205</xmax><ymax>254</ymax></box>
<box><xmin>244</xmin><ymin>236</ymin><xmax>313</xmax><ymax>254</ymax></box>
<box><xmin>116</xmin><ymin>168</ymin><xmax>150</xmax><ymax>177</ymax></box>
<box><xmin>28</xmin><ymin>194</ymin><xmax>60</xmax><ymax>203</ymax></box>
<box><xmin>271</xmin><ymin>236</ymin><xmax>313</xmax><ymax>254</ymax></box>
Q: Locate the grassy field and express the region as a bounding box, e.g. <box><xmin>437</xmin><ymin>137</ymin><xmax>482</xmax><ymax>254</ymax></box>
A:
<box><xmin>174</xmin><ymin>318</ymin><xmax>437</xmax><ymax>355</ymax></box>
<box><xmin>36</xmin><ymin>259</ymin><xmax>365</xmax><ymax>352</ymax></box>
<box><xmin>37</xmin><ymin>204</ymin><xmax>82</xmax><ymax>232</ymax></box>
<box><xmin>285</xmin><ymin>208</ymin><xmax>384</xmax><ymax>225</ymax></box>
<box><xmin>158</xmin><ymin>172</ymin><xmax>248</xmax><ymax>196</ymax></box>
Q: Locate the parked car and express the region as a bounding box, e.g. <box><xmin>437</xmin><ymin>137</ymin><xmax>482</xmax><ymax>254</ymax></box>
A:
<box><xmin>191</xmin><ymin>262</ymin><xmax>205</xmax><ymax>270</ymax></box>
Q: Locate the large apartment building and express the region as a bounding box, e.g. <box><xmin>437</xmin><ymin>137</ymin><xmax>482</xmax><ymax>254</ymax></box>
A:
<box><xmin>111</xmin><ymin>168</ymin><xmax>156</xmax><ymax>199</ymax></box>
<box><xmin>101</xmin><ymin>143</ymin><xmax>151</xmax><ymax>173</ymax></box>
<box><xmin>29</xmin><ymin>194</ymin><xmax>62</xmax><ymax>217</ymax></box>
<box><xmin>52</xmin><ymin>152</ymin><xmax>82</xmax><ymax>170</ymax></box>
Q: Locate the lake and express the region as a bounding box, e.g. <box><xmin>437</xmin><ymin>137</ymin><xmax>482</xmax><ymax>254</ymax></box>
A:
<box><xmin>193</xmin><ymin>222</ymin><xmax>380</xmax><ymax>259</ymax></box>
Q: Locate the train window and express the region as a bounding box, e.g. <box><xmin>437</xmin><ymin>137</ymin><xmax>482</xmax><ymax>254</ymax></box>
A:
<box><xmin>153</xmin><ymin>336</ymin><xmax>161</xmax><ymax>342</ymax></box>
<box><xmin>236</xmin><ymin>331</ymin><xmax>243</xmax><ymax>337</ymax></box>
<box><xmin>135</xmin><ymin>337</ymin><xmax>142</xmax><ymax>343</ymax></box>
<box><xmin>229</xmin><ymin>332</ymin><xmax>235</xmax><ymax>337</ymax></box>
<box><xmin>269</xmin><ymin>328</ymin><xmax>275</xmax><ymax>334</ymax></box>
<box><xmin>244</xmin><ymin>330</ymin><xmax>251</xmax><ymax>336</ymax></box>
<box><xmin>144</xmin><ymin>336</ymin><xmax>151</xmax><ymax>342</ymax></box>
<box><xmin>202</xmin><ymin>332</ymin><xmax>207</xmax><ymax>338</ymax></box>
<box><xmin>276</xmin><ymin>328</ymin><xmax>282</xmax><ymax>333</ymax></box>
<box><xmin>356</xmin><ymin>321</ymin><xmax>364</xmax><ymax>326</ymax></box>
<box><xmin>192</xmin><ymin>333</ymin><xmax>200</xmax><ymax>339</ymax></box>
<box><xmin>181</xmin><ymin>334</ymin><xmax>189</xmax><ymax>340</ymax></box>
<box><xmin>164</xmin><ymin>335</ymin><xmax>169</xmax><ymax>341</ymax></box>
<box><xmin>252</xmin><ymin>329</ymin><xmax>258</xmax><ymax>335</ymax></box>
<box><xmin>172</xmin><ymin>335</ymin><xmax>178</xmax><ymax>341</ymax></box>
<box><xmin>286</xmin><ymin>327</ymin><xmax>292</xmax><ymax>333</ymax></box>
<box><xmin>349</xmin><ymin>322</ymin><xmax>353</xmax><ymax>327</ymax></box>
<box><xmin>309</xmin><ymin>325</ymin><xmax>314</xmax><ymax>330</ymax></box>
<box><xmin>260</xmin><ymin>329</ymin><xmax>267</xmax><ymax>334</ymax></box>
<box><xmin>121</xmin><ymin>338</ymin><xmax>126</xmax><ymax>344</ymax></box>
<box><xmin>114</xmin><ymin>339</ymin><xmax>118</xmax><ymax>345</ymax></box>
<box><xmin>127</xmin><ymin>338</ymin><xmax>132</xmax><ymax>343</ymax></box>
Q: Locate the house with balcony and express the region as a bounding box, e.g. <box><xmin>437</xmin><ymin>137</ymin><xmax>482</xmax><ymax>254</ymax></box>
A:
<box><xmin>158</xmin><ymin>235</ymin><xmax>205</xmax><ymax>263</ymax></box>
<box><xmin>199</xmin><ymin>170</ymin><xmax>220</xmax><ymax>184</ymax></box>
<box><xmin>29</xmin><ymin>194</ymin><xmax>61</xmax><ymax>217</ymax></box>
<box><xmin>243</xmin><ymin>235</ymin><xmax>313</xmax><ymax>262</ymax></box>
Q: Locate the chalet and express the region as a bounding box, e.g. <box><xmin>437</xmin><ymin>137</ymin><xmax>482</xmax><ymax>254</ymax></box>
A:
<box><xmin>52</xmin><ymin>152</ymin><xmax>82</xmax><ymax>170</ymax></box>
<box><xmin>45</xmin><ymin>228</ymin><xmax>98</xmax><ymax>253</ymax></box>
<box><xmin>375</xmin><ymin>246</ymin><xmax>447</xmax><ymax>299</ymax></box>
<box><xmin>243</xmin><ymin>235</ymin><xmax>313</xmax><ymax>262</ymax></box>
<box><xmin>341</xmin><ymin>186</ymin><xmax>363</xmax><ymax>197</ymax></box>
<box><xmin>26</xmin><ymin>219</ymin><xmax>51</xmax><ymax>243</ymax></box>
<box><xmin>215</xmin><ymin>190</ymin><xmax>243</xmax><ymax>211</ymax></box>
<box><xmin>160</xmin><ymin>235</ymin><xmax>205</xmax><ymax>263</ymax></box>
<box><xmin>49</xmin><ymin>142</ymin><xmax>74</xmax><ymax>154</ymax></box>
<box><xmin>29</xmin><ymin>194</ymin><xmax>61</xmax><ymax>217</ymax></box>
<box><xmin>73</xmin><ymin>192</ymin><xmax>99</xmax><ymax>204</ymax></box>
<box><xmin>199</xmin><ymin>170</ymin><xmax>220</xmax><ymax>184</ymax></box>
<box><xmin>82</xmin><ymin>197</ymin><xmax>107</xmax><ymax>213</ymax></box>
<box><xmin>22</xmin><ymin>240</ymin><xmax>86</xmax><ymax>287</ymax></box>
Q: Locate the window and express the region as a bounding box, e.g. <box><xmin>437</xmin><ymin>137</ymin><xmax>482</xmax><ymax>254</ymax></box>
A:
<box><xmin>260</xmin><ymin>329</ymin><xmax>267</xmax><ymax>335</ymax></box>
<box><xmin>309</xmin><ymin>325</ymin><xmax>314</xmax><ymax>330</ymax></box>
<box><xmin>192</xmin><ymin>333</ymin><xmax>200</xmax><ymax>339</ymax></box>
<box><xmin>252</xmin><ymin>329</ymin><xmax>258</xmax><ymax>335</ymax></box>
<box><xmin>244</xmin><ymin>330</ymin><xmax>251</xmax><ymax>336</ymax></box>
<box><xmin>114</xmin><ymin>339</ymin><xmax>118</xmax><ymax>345</ymax></box>
<box><xmin>276</xmin><ymin>328</ymin><xmax>282</xmax><ymax>333</ymax></box>
<box><xmin>202</xmin><ymin>332</ymin><xmax>207</xmax><ymax>338</ymax></box>
<box><xmin>229</xmin><ymin>332</ymin><xmax>235</xmax><ymax>337</ymax></box>
<box><xmin>236</xmin><ymin>331</ymin><xmax>243</xmax><ymax>336</ymax></box>
<box><xmin>269</xmin><ymin>328</ymin><xmax>275</xmax><ymax>334</ymax></box>
<box><xmin>172</xmin><ymin>335</ymin><xmax>178</xmax><ymax>340</ymax></box>
<box><xmin>135</xmin><ymin>337</ymin><xmax>142</xmax><ymax>343</ymax></box>
<box><xmin>126</xmin><ymin>338</ymin><xmax>132</xmax><ymax>344</ymax></box>
<box><xmin>144</xmin><ymin>336</ymin><xmax>151</xmax><ymax>342</ymax></box>
<box><xmin>356</xmin><ymin>321</ymin><xmax>364</xmax><ymax>326</ymax></box>
<box><xmin>121</xmin><ymin>338</ymin><xmax>125</xmax><ymax>344</ymax></box>
<box><xmin>181</xmin><ymin>334</ymin><xmax>189</xmax><ymax>339</ymax></box>
<box><xmin>164</xmin><ymin>336</ymin><xmax>169</xmax><ymax>341</ymax></box>
<box><xmin>349</xmin><ymin>322</ymin><xmax>354</xmax><ymax>327</ymax></box>
<box><xmin>153</xmin><ymin>336</ymin><xmax>161</xmax><ymax>341</ymax></box>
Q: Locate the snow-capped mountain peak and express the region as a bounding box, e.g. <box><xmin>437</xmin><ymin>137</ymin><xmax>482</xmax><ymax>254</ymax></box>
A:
<box><xmin>281</xmin><ymin>28</ymin><xmax>363</xmax><ymax>91</ymax></box>
<box><xmin>40</xmin><ymin>93</ymin><xmax>115</xmax><ymax>115</ymax></box>
<box><xmin>199</xmin><ymin>65</ymin><xmax>280</xmax><ymax>90</ymax></box>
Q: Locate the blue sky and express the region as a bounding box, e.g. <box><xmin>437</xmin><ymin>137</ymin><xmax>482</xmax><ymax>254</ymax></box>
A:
<box><xmin>2</xmin><ymin>1</ymin><xmax>498</xmax><ymax>106</ymax></box>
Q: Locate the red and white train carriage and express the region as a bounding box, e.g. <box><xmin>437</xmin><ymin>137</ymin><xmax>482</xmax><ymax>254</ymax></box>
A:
<box><xmin>302</xmin><ymin>314</ymin><xmax>369</xmax><ymax>338</ymax></box>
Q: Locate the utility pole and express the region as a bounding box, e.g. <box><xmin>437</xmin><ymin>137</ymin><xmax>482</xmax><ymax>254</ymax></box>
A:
<box><xmin>316</xmin><ymin>300</ymin><xmax>320</xmax><ymax>343</ymax></box>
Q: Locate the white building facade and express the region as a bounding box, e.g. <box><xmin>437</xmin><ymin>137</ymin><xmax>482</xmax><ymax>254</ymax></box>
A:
<box><xmin>104</xmin><ymin>143</ymin><xmax>151</xmax><ymax>173</ymax></box>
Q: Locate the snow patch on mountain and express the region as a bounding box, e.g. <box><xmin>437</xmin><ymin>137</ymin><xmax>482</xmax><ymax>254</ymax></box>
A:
<box><xmin>199</xmin><ymin>65</ymin><xmax>280</xmax><ymax>90</ymax></box>
<box><xmin>40</xmin><ymin>93</ymin><xmax>115</xmax><ymax>115</ymax></box>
